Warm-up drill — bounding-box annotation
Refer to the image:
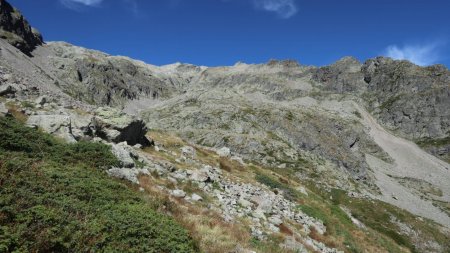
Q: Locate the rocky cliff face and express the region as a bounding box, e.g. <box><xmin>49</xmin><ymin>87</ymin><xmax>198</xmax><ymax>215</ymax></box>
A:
<box><xmin>362</xmin><ymin>57</ymin><xmax>450</xmax><ymax>140</ymax></box>
<box><xmin>20</xmin><ymin>39</ymin><xmax>449</xmax><ymax>209</ymax></box>
<box><xmin>0</xmin><ymin>0</ymin><xmax>42</xmax><ymax>55</ymax></box>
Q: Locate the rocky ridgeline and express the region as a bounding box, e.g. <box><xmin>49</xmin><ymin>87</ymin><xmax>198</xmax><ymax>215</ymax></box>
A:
<box><xmin>0</xmin><ymin>0</ymin><xmax>42</xmax><ymax>55</ymax></box>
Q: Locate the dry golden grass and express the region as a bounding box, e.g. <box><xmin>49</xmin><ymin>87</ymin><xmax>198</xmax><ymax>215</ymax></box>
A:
<box><xmin>140</xmin><ymin>130</ymin><xmax>416</xmax><ymax>253</ymax></box>
<box><xmin>138</xmin><ymin>175</ymin><xmax>253</xmax><ymax>253</ymax></box>
<box><xmin>148</xmin><ymin>130</ymin><xmax>185</xmax><ymax>149</ymax></box>
<box><xmin>5</xmin><ymin>103</ymin><xmax>28</xmax><ymax>123</ymax></box>
<box><xmin>219</xmin><ymin>157</ymin><xmax>244</xmax><ymax>172</ymax></box>
<box><xmin>279</xmin><ymin>224</ymin><xmax>294</xmax><ymax>236</ymax></box>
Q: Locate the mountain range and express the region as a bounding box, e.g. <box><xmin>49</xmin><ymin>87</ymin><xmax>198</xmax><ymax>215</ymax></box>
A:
<box><xmin>1</xmin><ymin>0</ymin><xmax>449</xmax><ymax>252</ymax></box>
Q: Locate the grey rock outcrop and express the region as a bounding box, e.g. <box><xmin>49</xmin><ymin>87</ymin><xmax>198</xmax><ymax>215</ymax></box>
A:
<box><xmin>107</xmin><ymin>167</ymin><xmax>150</xmax><ymax>184</ymax></box>
<box><xmin>181</xmin><ymin>146</ymin><xmax>196</xmax><ymax>159</ymax></box>
<box><xmin>312</xmin><ymin>56</ymin><xmax>367</xmax><ymax>93</ymax></box>
<box><xmin>0</xmin><ymin>84</ymin><xmax>16</xmax><ymax>97</ymax></box>
<box><xmin>216</xmin><ymin>147</ymin><xmax>231</xmax><ymax>158</ymax></box>
<box><xmin>0</xmin><ymin>0</ymin><xmax>43</xmax><ymax>55</ymax></box>
<box><xmin>93</xmin><ymin>107</ymin><xmax>151</xmax><ymax>146</ymax></box>
<box><xmin>27</xmin><ymin>114</ymin><xmax>76</xmax><ymax>143</ymax></box>
<box><xmin>362</xmin><ymin>57</ymin><xmax>450</xmax><ymax>140</ymax></box>
<box><xmin>361</xmin><ymin>57</ymin><xmax>450</xmax><ymax>160</ymax></box>
<box><xmin>110</xmin><ymin>142</ymin><xmax>135</xmax><ymax>168</ymax></box>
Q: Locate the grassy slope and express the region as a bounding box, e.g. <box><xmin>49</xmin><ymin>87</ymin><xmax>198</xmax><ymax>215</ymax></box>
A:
<box><xmin>261</xmin><ymin>165</ymin><xmax>450</xmax><ymax>253</ymax></box>
<box><xmin>0</xmin><ymin>116</ymin><xmax>198</xmax><ymax>253</ymax></box>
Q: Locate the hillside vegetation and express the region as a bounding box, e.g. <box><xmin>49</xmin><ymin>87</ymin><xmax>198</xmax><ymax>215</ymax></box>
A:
<box><xmin>0</xmin><ymin>116</ymin><xmax>198</xmax><ymax>253</ymax></box>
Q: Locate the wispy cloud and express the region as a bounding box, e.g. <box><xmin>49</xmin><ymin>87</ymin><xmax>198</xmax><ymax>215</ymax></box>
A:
<box><xmin>384</xmin><ymin>42</ymin><xmax>445</xmax><ymax>66</ymax></box>
<box><xmin>252</xmin><ymin>0</ymin><xmax>298</xmax><ymax>18</ymax></box>
<box><xmin>60</xmin><ymin>0</ymin><xmax>103</xmax><ymax>9</ymax></box>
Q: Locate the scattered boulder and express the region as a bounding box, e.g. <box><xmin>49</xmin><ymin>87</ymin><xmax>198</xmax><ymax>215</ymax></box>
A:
<box><xmin>181</xmin><ymin>146</ymin><xmax>196</xmax><ymax>159</ymax></box>
<box><xmin>231</xmin><ymin>156</ymin><xmax>245</xmax><ymax>165</ymax></box>
<box><xmin>216</xmin><ymin>147</ymin><xmax>231</xmax><ymax>157</ymax></box>
<box><xmin>238</xmin><ymin>198</ymin><xmax>253</xmax><ymax>208</ymax></box>
<box><xmin>190</xmin><ymin>165</ymin><xmax>220</xmax><ymax>183</ymax></box>
<box><xmin>107</xmin><ymin>167</ymin><xmax>149</xmax><ymax>184</ymax></box>
<box><xmin>172</xmin><ymin>170</ymin><xmax>188</xmax><ymax>180</ymax></box>
<box><xmin>34</xmin><ymin>95</ymin><xmax>48</xmax><ymax>105</ymax></box>
<box><xmin>268</xmin><ymin>216</ymin><xmax>283</xmax><ymax>226</ymax></box>
<box><xmin>0</xmin><ymin>84</ymin><xmax>16</xmax><ymax>97</ymax></box>
<box><xmin>297</xmin><ymin>186</ymin><xmax>308</xmax><ymax>196</ymax></box>
<box><xmin>93</xmin><ymin>107</ymin><xmax>151</xmax><ymax>146</ymax></box>
<box><xmin>251</xmin><ymin>209</ymin><xmax>266</xmax><ymax>220</ymax></box>
<box><xmin>171</xmin><ymin>189</ymin><xmax>186</xmax><ymax>198</ymax></box>
<box><xmin>191</xmin><ymin>193</ymin><xmax>203</xmax><ymax>202</ymax></box>
<box><xmin>190</xmin><ymin>169</ymin><xmax>209</xmax><ymax>182</ymax></box>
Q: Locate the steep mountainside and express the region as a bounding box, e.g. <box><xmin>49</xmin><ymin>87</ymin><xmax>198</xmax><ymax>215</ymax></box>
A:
<box><xmin>1</xmin><ymin>1</ymin><xmax>449</xmax><ymax>252</ymax></box>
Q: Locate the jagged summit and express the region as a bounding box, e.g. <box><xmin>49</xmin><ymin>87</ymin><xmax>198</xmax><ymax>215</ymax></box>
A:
<box><xmin>0</xmin><ymin>0</ymin><xmax>42</xmax><ymax>55</ymax></box>
<box><xmin>266</xmin><ymin>59</ymin><xmax>301</xmax><ymax>68</ymax></box>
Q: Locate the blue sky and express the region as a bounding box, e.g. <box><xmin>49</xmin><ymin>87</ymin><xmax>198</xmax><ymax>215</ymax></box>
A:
<box><xmin>9</xmin><ymin>0</ymin><xmax>450</xmax><ymax>67</ymax></box>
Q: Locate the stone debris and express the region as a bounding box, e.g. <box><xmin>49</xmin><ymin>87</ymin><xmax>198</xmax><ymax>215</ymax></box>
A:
<box><xmin>171</xmin><ymin>189</ymin><xmax>187</xmax><ymax>198</ymax></box>
<box><xmin>216</xmin><ymin>147</ymin><xmax>231</xmax><ymax>158</ymax></box>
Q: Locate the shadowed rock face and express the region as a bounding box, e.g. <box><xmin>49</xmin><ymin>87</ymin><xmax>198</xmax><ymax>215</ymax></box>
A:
<box><xmin>93</xmin><ymin>107</ymin><xmax>152</xmax><ymax>146</ymax></box>
<box><xmin>0</xmin><ymin>0</ymin><xmax>42</xmax><ymax>55</ymax></box>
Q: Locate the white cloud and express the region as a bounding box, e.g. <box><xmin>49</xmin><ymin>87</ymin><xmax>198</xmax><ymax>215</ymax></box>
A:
<box><xmin>252</xmin><ymin>0</ymin><xmax>298</xmax><ymax>18</ymax></box>
<box><xmin>60</xmin><ymin>0</ymin><xmax>103</xmax><ymax>9</ymax></box>
<box><xmin>384</xmin><ymin>42</ymin><xmax>443</xmax><ymax>66</ymax></box>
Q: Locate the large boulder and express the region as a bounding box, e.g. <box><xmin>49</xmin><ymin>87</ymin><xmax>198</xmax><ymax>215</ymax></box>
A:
<box><xmin>0</xmin><ymin>0</ymin><xmax>43</xmax><ymax>55</ymax></box>
<box><xmin>110</xmin><ymin>142</ymin><xmax>135</xmax><ymax>168</ymax></box>
<box><xmin>70</xmin><ymin>113</ymin><xmax>94</xmax><ymax>141</ymax></box>
<box><xmin>0</xmin><ymin>84</ymin><xmax>16</xmax><ymax>97</ymax></box>
<box><xmin>216</xmin><ymin>147</ymin><xmax>231</xmax><ymax>158</ymax></box>
<box><xmin>27</xmin><ymin>114</ymin><xmax>76</xmax><ymax>143</ymax></box>
<box><xmin>107</xmin><ymin>167</ymin><xmax>150</xmax><ymax>184</ymax></box>
<box><xmin>0</xmin><ymin>102</ymin><xmax>8</xmax><ymax>116</ymax></box>
<box><xmin>93</xmin><ymin>107</ymin><xmax>151</xmax><ymax>146</ymax></box>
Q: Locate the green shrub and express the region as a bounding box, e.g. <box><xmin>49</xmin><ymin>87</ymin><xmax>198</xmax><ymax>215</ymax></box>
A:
<box><xmin>255</xmin><ymin>173</ymin><xmax>283</xmax><ymax>189</ymax></box>
<box><xmin>298</xmin><ymin>205</ymin><xmax>329</xmax><ymax>224</ymax></box>
<box><xmin>0</xmin><ymin>117</ymin><xmax>198</xmax><ymax>252</ymax></box>
<box><xmin>0</xmin><ymin>117</ymin><xmax>118</xmax><ymax>168</ymax></box>
<box><xmin>255</xmin><ymin>172</ymin><xmax>300</xmax><ymax>201</ymax></box>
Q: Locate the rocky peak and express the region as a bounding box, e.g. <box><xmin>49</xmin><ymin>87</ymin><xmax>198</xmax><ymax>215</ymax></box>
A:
<box><xmin>266</xmin><ymin>59</ymin><xmax>300</xmax><ymax>68</ymax></box>
<box><xmin>0</xmin><ymin>0</ymin><xmax>43</xmax><ymax>55</ymax></box>
<box><xmin>332</xmin><ymin>56</ymin><xmax>362</xmax><ymax>70</ymax></box>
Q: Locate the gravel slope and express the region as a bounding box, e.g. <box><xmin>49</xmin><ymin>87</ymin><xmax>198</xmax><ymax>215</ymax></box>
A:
<box><xmin>356</xmin><ymin>102</ymin><xmax>450</xmax><ymax>227</ymax></box>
